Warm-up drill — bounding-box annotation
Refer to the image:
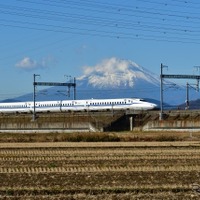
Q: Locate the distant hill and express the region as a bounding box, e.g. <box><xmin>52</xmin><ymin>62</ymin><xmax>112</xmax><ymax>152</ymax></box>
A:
<box><xmin>177</xmin><ymin>98</ymin><xmax>200</xmax><ymax>110</ymax></box>
<box><xmin>0</xmin><ymin>99</ymin><xmax>22</xmax><ymax>103</ymax></box>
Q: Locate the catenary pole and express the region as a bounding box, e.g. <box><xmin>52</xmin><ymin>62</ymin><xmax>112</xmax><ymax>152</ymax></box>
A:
<box><xmin>160</xmin><ymin>63</ymin><xmax>164</xmax><ymax>120</ymax></box>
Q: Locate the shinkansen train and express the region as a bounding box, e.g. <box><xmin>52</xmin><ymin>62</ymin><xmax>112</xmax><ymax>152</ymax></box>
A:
<box><xmin>0</xmin><ymin>98</ymin><xmax>157</xmax><ymax>113</ymax></box>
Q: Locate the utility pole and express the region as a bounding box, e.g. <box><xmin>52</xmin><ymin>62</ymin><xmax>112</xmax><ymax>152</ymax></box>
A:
<box><xmin>185</xmin><ymin>82</ymin><xmax>189</xmax><ymax>110</ymax></box>
<box><xmin>159</xmin><ymin>63</ymin><xmax>168</xmax><ymax>120</ymax></box>
<box><xmin>194</xmin><ymin>66</ymin><xmax>200</xmax><ymax>92</ymax></box>
<box><xmin>73</xmin><ymin>77</ymin><xmax>76</xmax><ymax>100</ymax></box>
<box><xmin>33</xmin><ymin>74</ymin><xmax>40</xmax><ymax>121</ymax></box>
<box><xmin>160</xmin><ymin>64</ymin><xmax>163</xmax><ymax>120</ymax></box>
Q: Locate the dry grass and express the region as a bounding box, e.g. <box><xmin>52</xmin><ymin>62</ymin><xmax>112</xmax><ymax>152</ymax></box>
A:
<box><xmin>0</xmin><ymin>130</ymin><xmax>199</xmax><ymax>143</ymax></box>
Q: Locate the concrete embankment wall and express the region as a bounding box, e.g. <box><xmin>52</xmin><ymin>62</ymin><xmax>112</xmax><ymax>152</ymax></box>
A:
<box><xmin>143</xmin><ymin>120</ymin><xmax>200</xmax><ymax>131</ymax></box>
<box><xmin>0</xmin><ymin>110</ymin><xmax>200</xmax><ymax>132</ymax></box>
<box><xmin>0</xmin><ymin>111</ymin><xmax>125</xmax><ymax>132</ymax></box>
<box><xmin>142</xmin><ymin>110</ymin><xmax>200</xmax><ymax>131</ymax></box>
<box><xmin>0</xmin><ymin>113</ymin><xmax>91</xmax><ymax>132</ymax></box>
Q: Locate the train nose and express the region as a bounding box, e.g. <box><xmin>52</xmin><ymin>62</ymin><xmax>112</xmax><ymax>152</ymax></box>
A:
<box><xmin>151</xmin><ymin>103</ymin><xmax>158</xmax><ymax>110</ymax></box>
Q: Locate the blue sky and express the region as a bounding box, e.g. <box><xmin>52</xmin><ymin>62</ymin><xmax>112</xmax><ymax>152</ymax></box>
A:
<box><xmin>1</xmin><ymin>0</ymin><xmax>200</xmax><ymax>100</ymax></box>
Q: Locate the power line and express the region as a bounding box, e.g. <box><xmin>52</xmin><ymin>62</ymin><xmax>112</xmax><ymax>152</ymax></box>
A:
<box><xmin>0</xmin><ymin>0</ymin><xmax>200</xmax><ymax>44</ymax></box>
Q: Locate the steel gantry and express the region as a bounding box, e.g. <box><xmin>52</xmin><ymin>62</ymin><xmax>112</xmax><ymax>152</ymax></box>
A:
<box><xmin>32</xmin><ymin>74</ymin><xmax>76</xmax><ymax>121</ymax></box>
<box><xmin>160</xmin><ymin>63</ymin><xmax>200</xmax><ymax>120</ymax></box>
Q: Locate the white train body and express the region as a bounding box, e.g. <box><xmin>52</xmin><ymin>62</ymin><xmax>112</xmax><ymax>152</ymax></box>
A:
<box><xmin>0</xmin><ymin>98</ymin><xmax>157</xmax><ymax>113</ymax></box>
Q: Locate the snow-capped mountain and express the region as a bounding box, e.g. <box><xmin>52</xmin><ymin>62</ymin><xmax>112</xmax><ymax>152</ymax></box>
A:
<box><xmin>77</xmin><ymin>57</ymin><xmax>160</xmax><ymax>89</ymax></box>
<box><xmin>73</xmin><ymin>57</ymin><xmax>161</xmax><ymax>102</ymax></box>
<box><xmin>2</xmin><ymin>57</ymin><xmax>200</xmax><ymax>106</ymax></box>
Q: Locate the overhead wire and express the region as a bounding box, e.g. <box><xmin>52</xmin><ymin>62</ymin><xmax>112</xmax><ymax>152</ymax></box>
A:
<box><xmin>12</xmin><ymin>0</ymin><xmax>200</xmax><ymax>21</ymax></box>
<box><xmin>0</xmin><ymin>0</ymin><xmax>200</xmax><ymax>44</ymax></box>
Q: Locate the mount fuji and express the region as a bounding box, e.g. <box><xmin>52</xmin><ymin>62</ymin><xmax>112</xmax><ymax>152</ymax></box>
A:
<box><xmin>75</xmin><ymin>57</ymin><xmax>161</xmax><ymax>101</ymax></box>
<box><xmin>3</xmin><ymin>57</ymin><xmax>200</xmax><ymax>106</ymax></box>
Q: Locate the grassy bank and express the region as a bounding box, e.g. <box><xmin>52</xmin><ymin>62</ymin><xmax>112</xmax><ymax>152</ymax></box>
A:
<box><xmin>0</xmin><ymin>131</ymin><xmax>199</xmax><ymax>142</ymax></box>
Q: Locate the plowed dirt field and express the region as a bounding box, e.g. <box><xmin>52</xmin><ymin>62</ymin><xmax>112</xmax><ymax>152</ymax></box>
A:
<box><xmin>0</xmin><ymin>142</ymin><xmax>200</xmax><ymax>199</ymax></box>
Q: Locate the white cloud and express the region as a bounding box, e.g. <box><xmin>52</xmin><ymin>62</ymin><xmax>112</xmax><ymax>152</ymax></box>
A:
<box><xmin>16</xmin><ymin>57</ymin><xmax>37</xmax><ymax>69</ymax></box>
<box><xmin>78</xmin><ymin>57</ymin><xmax>135</xmax><ymax>87</ymax></box>
<box><xmin>82</xmin><ymin>57</ymin><xmax>132</xmax><ymax>76</ymax></box>
<box><xmin>16</xmin><ymin>56</ymin><xmax>56</xmax><ymax>70</ymax></box>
